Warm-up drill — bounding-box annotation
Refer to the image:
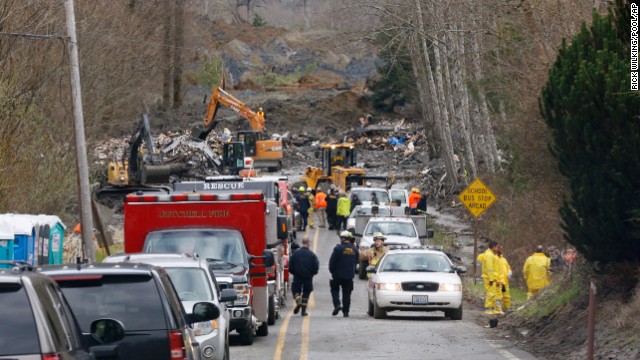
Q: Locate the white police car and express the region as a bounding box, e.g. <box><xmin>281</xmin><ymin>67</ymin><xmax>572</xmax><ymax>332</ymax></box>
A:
<box><xmin>366</xmin><ymin>247</ymin><xmax>466</xmax><ymax>320</ymax></box>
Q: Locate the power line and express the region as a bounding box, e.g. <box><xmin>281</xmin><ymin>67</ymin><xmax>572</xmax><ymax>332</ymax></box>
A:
<box><xmin>0</xmin><ymin>31</ymin><xmax>68</xmax><ymax>41</ymax></box>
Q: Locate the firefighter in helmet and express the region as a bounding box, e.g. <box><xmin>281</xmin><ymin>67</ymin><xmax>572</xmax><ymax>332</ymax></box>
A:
<box><xmin>361</xmin><ymin>232</ymin><xmax>388</xmax><ymax>278</ymax></box>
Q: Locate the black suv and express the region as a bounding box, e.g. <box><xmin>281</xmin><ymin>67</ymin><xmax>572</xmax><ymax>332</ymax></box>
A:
<box><xmin>39</xmin><ymin>262</ymin><xmax>221</xmax><ymax>360</ymax></box>
<box><xmin>0</xmin><ymin>262</ymin><xmax>122</xmax><ymax>360</ymax></box>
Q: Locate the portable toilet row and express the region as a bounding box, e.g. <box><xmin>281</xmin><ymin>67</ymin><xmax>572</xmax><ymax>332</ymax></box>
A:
<box><xmin>0</xmin><ymin>217</ymin><xmax>14</xmax><ymax>268</ymax></box>
<box><xmin>0</xmin><ymin>214</ymin><xmax>66</xmax><ymax>266</ymax></box>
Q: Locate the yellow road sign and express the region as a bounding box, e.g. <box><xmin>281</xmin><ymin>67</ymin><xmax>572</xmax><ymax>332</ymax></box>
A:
<box><xmin>458</xmin><ymin>178</ymin><xmax>496</xmax><ymax>218</ymax></box>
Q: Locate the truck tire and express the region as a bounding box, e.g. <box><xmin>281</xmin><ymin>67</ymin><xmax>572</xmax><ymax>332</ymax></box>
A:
<box><xmin>358</xmin><ymin>260</ymin><xmax>368</xmax><ymax>280</ymax></box>
<box><xmin>268</xmin><ymin>294</ymin><xmax>276</xmax><ymax>325</ymax></box>
<box><xmin>256</xmin><ymin>322</ymin><xmax>269</xmax><ymax>337</ymax></box>
<box><xmin>238</xmin><ymin>326</ymin><xmax>254</xmax><ymax>345</ymax></box>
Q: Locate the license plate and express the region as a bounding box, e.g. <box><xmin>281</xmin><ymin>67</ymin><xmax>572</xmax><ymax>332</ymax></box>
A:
<box><xmin>412</xmin><ymin>295</ymin><xmax>428</xmax><ymax>305</ymax></box>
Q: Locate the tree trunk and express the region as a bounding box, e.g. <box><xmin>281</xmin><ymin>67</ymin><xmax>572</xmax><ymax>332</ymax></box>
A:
<box><xmin>471</xmin><ymin>20</ymin><xmax>499</xmax><ymax>172</ymax></box>
<box><xmin>172</xmin><ymin>0</ymin><xmax>184</xmax><ymax>108</ymax></box>
<box><xmin>448</xmin><ymin>25</ymin><xmax>477</xmax><ymax>181</ymax></box>
<box><xmin>414</xmin><ymin>0</ymin><xmax>458</xmax><ymax>185</ymax></box>
<box><xmin>162</xmin><ymin>2</ymin><xmax>173</xmax><ymax>109</ymax></box>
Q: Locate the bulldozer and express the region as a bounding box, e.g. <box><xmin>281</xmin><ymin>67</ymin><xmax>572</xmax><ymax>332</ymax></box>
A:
<box><xmin>300</xmin><ymin>143</ymin><xmax>392</xmax><ymax>192</ymax></box>
<box><xmin>96</xmin><ymin>114</ymin><xmax>188</xmax><ymax>202</ymax></box>
<box><xmin>192</xmin><ymin>76</ymin><xmax>284</xmax><ymax>172</ymax></box>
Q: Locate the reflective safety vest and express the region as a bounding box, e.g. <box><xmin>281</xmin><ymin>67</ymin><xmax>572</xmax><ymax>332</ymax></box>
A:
<box><xmin>315</xmin><ymin>192</ymin><xmax>327</xmax><ymax>208</ymax></box>
<box><xmin>409</xmin><ymin>193</ymin><xmax>421</xmax><ymax>208</ymax></box>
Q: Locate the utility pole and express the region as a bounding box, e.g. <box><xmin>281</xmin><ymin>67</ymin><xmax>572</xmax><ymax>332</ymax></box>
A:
<box><xmin>64</xmin><ymin>0</ymin><xmax>96</xmax><ymax>263</ymax></box>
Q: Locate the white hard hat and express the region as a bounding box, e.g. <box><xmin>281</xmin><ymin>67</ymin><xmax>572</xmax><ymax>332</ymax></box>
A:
<box><xmin>340</xmin><ymin>230</ymin><xmax>353</xmax><ymax>238</ymax></box>
<box><xmin>306</xmin><ymin>187</ymin><xmax>312</xmax><ymax>192</ymax></box>
<box><xmin>366</xmin><ymin>181</ymin><xmax>372</xmax><ymax>187</ymax></box>
<box><xmin>373</xmin><ymin>232</ymin><xmax>386</xmax><ymax>240</ymax></box>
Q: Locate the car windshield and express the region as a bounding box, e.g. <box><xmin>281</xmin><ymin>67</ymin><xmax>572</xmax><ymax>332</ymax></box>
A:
<box><xmin>165</xmin><ymin>268</ymin><xmax>213</xmax><ymax>302</ymax></box>
<box><xmin>351</xmin><ymin>190</ymin><xmax>390</xmax><ymax>203</ymax></box>
<box><xmin>380</xmin><ymin>253</ymin><xmax>452</xmax><ymax>273</ymax></box>
<box><xmin>144</xmin><ymin>229</ymin><xmax>247</xmax><ymax>266</ymax></box>
<box><xmin>365</xmin><ymin>221</ymin><xmax>417</xmax><ymax>237</ymax></box>
<box><xmin>0</xmin><ymin>283</ymin><xmax>40</xmax><ymax>355</ymax></box>
<box><xmin>350</xmin><ymin>206</ymin><xmax>391</xmax><ymax>218</ymax></box>
<box><xmin>56</xmin><ymin>275</ymin><xmax>166</xmax><ymax>332</ymax></box>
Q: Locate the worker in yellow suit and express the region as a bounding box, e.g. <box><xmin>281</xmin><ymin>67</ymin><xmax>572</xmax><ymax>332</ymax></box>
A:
<box><xmin>523</xmin><ymin>245</ymin><xmax>551</xmax><ymax>299</ymax></box>
<box><xmin>477</xmin><ymin>241</ymin><xmax>503</xmax><ymax>315</ymax></box>
<box><xmin>496</xmin><ymin>245</ymin><xmax>512</xmax><ymax>312</ymax></box>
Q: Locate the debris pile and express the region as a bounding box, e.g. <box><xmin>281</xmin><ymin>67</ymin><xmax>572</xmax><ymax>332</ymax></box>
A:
<box><xmin>92</xmin><ymin>129</ymin><xmax>227</xmax><ymax>179</ymax></box>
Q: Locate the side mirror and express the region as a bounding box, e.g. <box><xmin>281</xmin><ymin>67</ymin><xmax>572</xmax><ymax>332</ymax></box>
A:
<box><xmin>277</xmin><ymin>215</ymin><xmax>288</xmax><ymax>240</ymax></box>
<box><xmin>187</xmin><ymin>302</ymin><xmax>220</xmax><ymax>324</ymax></box>
<box><xmin>219</xmin><ymin>288</ymin><xmax>238</xmax><ymax>303</ymax></box>
<box><xmin>249</xmin><ymin>249</ymin><xmax>275</xmax><ymax>268</ymax></box>
<box><xmin>263</xmin><ymin>249</ymin><xmax>275</xmax><ymax>267</ymax></box>
<box><xmin>90</xmin><ymin>318</ymin><xmax>125</xmax><ymax>344</ymax></box>
<box><xmin>456</xmin><ymin>266</ymin><xmax>467</xmax><ymax>274</ymax></box>
<box><xmin>419</xmin><ymin>229</ymin><xmax>435</xmax><ymax>239</ymax></box>
<box><xmin>366</xmin><ymin>265</ymin><xmax>376</xmax><ymax>273</ymax></box>
<box><xmin>353</xmin><ymin>233</ymin><xmax>363</xmax><ymax>238</ymax></box>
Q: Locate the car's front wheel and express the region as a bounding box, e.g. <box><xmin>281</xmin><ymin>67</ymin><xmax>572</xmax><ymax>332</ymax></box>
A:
<box><xmin>373</xmin><ymin>295</ymin><xmax>387</xmax><ymax>319</ymax></box>
<box><xmin>446</xmin><ymin>305</ymin><xmax>463</xmax><ymax>320</ymax></box>
<box><xmin>367</xmin><ymin>299</ymin><xmax>374</xmax><ymax>316</ymax></box>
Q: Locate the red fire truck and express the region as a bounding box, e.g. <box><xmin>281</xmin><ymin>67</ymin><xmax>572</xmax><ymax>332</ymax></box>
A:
<box><xmin>123</xmin><ymin>191</ymin><xmax>282</xmax><ymax>345</ymax></box>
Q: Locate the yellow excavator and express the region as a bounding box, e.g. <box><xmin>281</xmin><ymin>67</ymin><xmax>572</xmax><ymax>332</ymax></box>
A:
<box><xmin>193</xmin><ymin>76</ymin><xmax>284</xmax><ymax>172</ymax></box>
<box><xmin>97</xmin><ymin>114</ymin><xmax>186</xmax><ymax>201</ymax></box>
<box><xmin>301</xmin><ymin>143</ymin><xmax>392</xmax><ymax>192</ymax></box>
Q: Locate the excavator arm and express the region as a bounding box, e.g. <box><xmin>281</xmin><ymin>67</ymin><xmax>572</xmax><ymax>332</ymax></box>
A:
<box><xmin>196</xmin><ymin>76</ymin><xmax>265</xmax><ymax>141</ymax></box>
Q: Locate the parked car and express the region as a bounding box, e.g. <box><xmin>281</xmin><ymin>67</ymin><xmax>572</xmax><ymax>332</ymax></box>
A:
<box><xmin>346</xmin><ymin>205</ymin><xmax>392</xmax><ymax>232</ymax></box>
<box><xmin>0</xmin><ymin>261</ymin><xmax>123</xmax><ymax>360</ymax></box>
<box><xmin>103</xmin><ymin>254</ymin><xmax>237</xmax><ymax>360</ymax></box>
<box><xmin>349</xmin><ymin>187</ymin><xmax>391</xmax><ymax>206</ymax></box>
<box><xmin>366</xmin><ymin>248</ymin><xmax>466</xmax><ymax>320</ymax></box>
<box><xmin>39</xmin><ymin>262</ymin><xmax>221</xmax><ymax>360</ymax></box>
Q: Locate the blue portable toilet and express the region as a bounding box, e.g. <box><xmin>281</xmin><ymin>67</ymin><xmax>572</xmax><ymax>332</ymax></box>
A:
<box><xmin>0</xmin><ymin>217</ymin><xmax>15</xmax><ymax>268</ymax></box>
<box><xmin>9</xmin><ymin>215</ymin><xmax>36</xmax><ymax>265</ymax></box>
<box><xmin>37</xmin><ymin>215</ymin><xmax>66</xmax><ymax>265</ymax></box>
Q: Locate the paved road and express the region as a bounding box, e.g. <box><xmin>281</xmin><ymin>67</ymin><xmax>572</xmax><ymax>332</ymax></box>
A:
<box><xmin>231</xmin><ymin>226</ymin><xmax>538</xmax><ymax>360</ymax></box>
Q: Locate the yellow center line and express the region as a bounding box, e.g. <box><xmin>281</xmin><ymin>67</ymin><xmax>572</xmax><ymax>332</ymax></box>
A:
<box><xmin>300</xmin><ymin>227</ymin><xmax>320</xmax><ymax>360</ymax></box>
<box><xmin>273</xmin><ymin>307</ymin><xmax>294</xmax><ymax>360</ymax></box>
<box><xmin>274</xmin><ymin>228</ymin><xmax>319</xmax><ymax>360</ymax></box>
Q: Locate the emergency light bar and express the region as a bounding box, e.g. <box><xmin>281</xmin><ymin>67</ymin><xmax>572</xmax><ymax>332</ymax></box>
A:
<box><xmin>386</xmin><ymin>244</ymin><xmax>445</xmax><ymax>251</ymax></box>
<box><xmin>125</xmin><ymin>192</ymin><xmax>264</xmax><ymax>203</ymax></box>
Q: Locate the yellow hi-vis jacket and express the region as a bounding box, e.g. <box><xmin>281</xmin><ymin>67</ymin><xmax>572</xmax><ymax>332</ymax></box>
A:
<box><xmin>478</xmin><ymin>249</ymin><xmax>500</xmax><ymax>283</ymax></box>
<box><xmin>336</xmin><ymin>197</ymin><xmax>351</xmax><ymax>216</ymax></box>
<box><xmin>498</xmin><ymin>256</ymin><xmax>512</xmax><ymax>284</ymax></box>
<box><xmin>523</xmin><ymin>252</ymin><xmax>551</xmax><ymax>290</ymax></box>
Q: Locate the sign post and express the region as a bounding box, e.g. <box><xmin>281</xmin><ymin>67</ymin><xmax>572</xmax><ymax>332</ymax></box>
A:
<box><xmin>458</xmin><ymin>178</ymin><xmax>496</xmax><ymax>284</ymax></box>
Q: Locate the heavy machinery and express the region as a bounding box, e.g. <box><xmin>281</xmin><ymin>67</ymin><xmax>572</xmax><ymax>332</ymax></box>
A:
<box><xmin>96</xmin><ymin>114</ymin><xmax>187</xmax><ymax>201</ymax></box>
<box><xmin>193</xmin><ymin>76</ymin><xmax>284</xmax><ymax>172</ymax></box>
<box><xmin>300</xmin><ymin>143</ymin><xmax>392</xmax><ymax>192</ymax></box>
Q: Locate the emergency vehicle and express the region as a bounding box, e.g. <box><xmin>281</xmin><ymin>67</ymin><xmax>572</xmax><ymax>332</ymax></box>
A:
<box><xmin>173</xmin><ymin>176</ymin><xmax>295</xmax><ymax>320</ymax></box>
<box><xmin>123</xmin><ymin>190</ymin><xmax>284</xmax><ymax>345</ymax></box>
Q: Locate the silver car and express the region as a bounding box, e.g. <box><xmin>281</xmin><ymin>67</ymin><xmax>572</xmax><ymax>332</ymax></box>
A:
<box><xmin>104</xmin><ymin>254</ymin><xmax>236</xmax><ymax>360</ymax></box>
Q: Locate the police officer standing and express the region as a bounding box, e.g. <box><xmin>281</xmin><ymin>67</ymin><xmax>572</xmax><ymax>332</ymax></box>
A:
<box><xmin>329</xmin><ymin>231</ymin><xmax>359</xmax><ymax>317</ymax></box>
<box><xmin>289</xmin><ymin>237</ymin><xmax>319</xmax><ymax>316</ymax></box>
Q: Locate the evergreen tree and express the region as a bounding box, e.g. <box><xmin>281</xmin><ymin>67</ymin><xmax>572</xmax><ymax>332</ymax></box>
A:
<box><xmin>540</xmin><ymin>1</ymin><xmax>640</xmax><ymax>264</ymax></box>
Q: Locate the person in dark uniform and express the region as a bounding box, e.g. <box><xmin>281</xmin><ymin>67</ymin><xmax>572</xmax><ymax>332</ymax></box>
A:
<box><xmin>289</xmin><ymin>237</ymin><xmax>319</xmax><ymax>316</ymax></box>
<box><xmin>329</xmin><ymin>231</ymin><xmax>359</xmax><ymax>317</ymax></box>
<box><xmin>296</xmin><ymin>186</ymin><xmax>311</xmax><ymax>230</ymax></box>
<box><xmin>416</xmin><ymin>190</ymin><xmax>429</xmax><ymax>214</ymax></box>
<box><xmin>326</xmin><ymin>189</ymin><xmax>339</xmax><ymax>230</ymax></box>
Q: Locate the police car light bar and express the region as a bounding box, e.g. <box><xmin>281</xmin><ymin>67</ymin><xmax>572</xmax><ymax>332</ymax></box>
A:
<box><xmin>386</xmin><ymin>245</ymin><xmax>444</xmax><ymax>251</ymax></box>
